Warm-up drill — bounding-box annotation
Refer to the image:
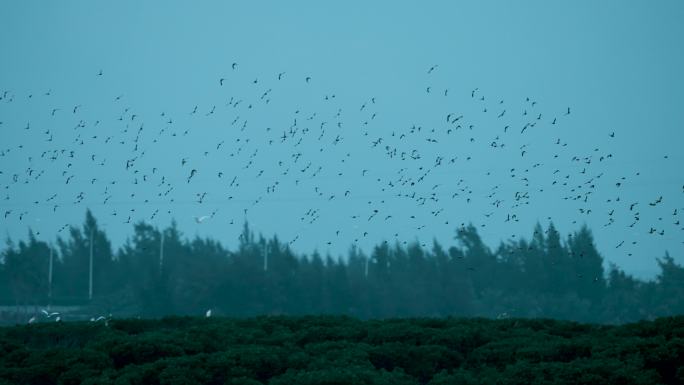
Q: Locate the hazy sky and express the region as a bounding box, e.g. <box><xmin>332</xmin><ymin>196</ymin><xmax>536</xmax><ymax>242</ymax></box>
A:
<box><xmin>1</xmin><ymin>1</ymin><xmax>683</xmax><ymax>281</ymax></box>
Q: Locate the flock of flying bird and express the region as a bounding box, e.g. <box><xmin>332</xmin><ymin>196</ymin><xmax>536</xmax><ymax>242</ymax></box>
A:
<box><xmin>0</xmin><ymin>62</ymin><xmax>683</xmax><ymax>277</ymax></box>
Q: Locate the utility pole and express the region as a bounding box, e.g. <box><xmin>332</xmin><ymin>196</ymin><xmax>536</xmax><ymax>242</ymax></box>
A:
<box><xmin>159</xmin><ymin>230</ymin><xmax>165</xmax><ymax>274</ymax></box>
<box><xmin>365</xmin><ymin>256</ymin><xmax>369</xmax><ymax>278</ymax></box>
<box><xmin>263</xmin><ymin>243</ymin><xmax>268</xmax><ymax>271</ymax></box>
<box><xmin>48</xmin><ymin>244</ymin><xmax>53</xmax><ymax>307</ymax></box>
<box><xmin>89</xmin><ymin>228</ymin><xmax>94</xmax><ymax>301</ymax></box>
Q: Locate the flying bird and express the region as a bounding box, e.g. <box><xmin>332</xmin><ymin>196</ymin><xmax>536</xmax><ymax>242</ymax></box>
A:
<box><xmin>187</xmin><ymin>169</ymin><xmax>197</xmax><ymax>183</ymax></box>
<box><xmin>195</xmin><ymin>215</ymin><xmax>210</xmax><ymax>224</ymax></box>
<box><xmin>41</xmin><ymin>309</ymin><xmax>60</xmax><ymax>318</ymax></box>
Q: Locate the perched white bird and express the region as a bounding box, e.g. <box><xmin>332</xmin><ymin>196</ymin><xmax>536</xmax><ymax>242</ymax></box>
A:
<box><xmin>28</xmin><ymin>316</ymin><xmax>36</xmax><ymax>324</ymax></box>
<box><xmin>195</xmin><ymin>215</ymin><xmax>210</xmax><ymax>224</ymax></box>
<box><xmin>205</xmin><ymin>309</ymin><xmax>212</xmax><ymax>318</ymax></box>
<box><xmin>55</xmin><ymin>316</ymin><xmax>61</xmax><ymax>322</ymax></box>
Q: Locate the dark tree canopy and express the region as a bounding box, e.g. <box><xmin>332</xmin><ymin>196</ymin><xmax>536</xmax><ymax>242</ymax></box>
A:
<box><xmin>1</xmin><ymin>211</ymin><xmax>682</xmax><ymax>325</ymax></box>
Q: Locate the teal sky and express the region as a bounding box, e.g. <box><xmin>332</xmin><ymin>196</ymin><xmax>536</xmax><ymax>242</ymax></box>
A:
<box><xmin>1</xmin><ymin>1</ymin><xmax>683</xmax><ymax>280</ymax></box>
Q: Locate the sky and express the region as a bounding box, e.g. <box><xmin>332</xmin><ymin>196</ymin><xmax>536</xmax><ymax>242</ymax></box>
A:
<box><xmin>1</xmin><ymin>1</ymin><xmax>683</xmax><ymax>281</ymax></box>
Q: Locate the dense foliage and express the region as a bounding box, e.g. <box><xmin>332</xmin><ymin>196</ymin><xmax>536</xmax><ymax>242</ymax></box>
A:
<box><xmin>0</xmin><ymin>315</ymin><xmax>683</xmax><ymax>385</ymax></box>
<box><xmin>0</xmin><ymin>210</ymin><xmax>682</xmax><ymax>325</ymax></box>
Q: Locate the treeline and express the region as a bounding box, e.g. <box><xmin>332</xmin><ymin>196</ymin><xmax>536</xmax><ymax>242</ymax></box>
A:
<box><xmin>1</xmin><ymin>315</ymin><xmax>683</xmax><ymax>384</ymax></box>
<box><xmin>0</xmin><ymin>210</ymin><xmax>682</xmax><ymax>324</ymax></box>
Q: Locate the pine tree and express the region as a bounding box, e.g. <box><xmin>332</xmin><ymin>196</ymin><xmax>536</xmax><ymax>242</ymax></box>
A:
<box><xmin>544</xmin><ymin>222</ymin><xmax>569</xmax><ymax>295</ymax></box>
<box><xmin>118</xmin><ymin>221</ymin><xmax>169</xmax><ymax>316</ymax></box>
<box><xmin>567</xmin><ymin>225</ymin><xmax>606</xmax><ymax>303</ymax></box>
<box><xmin>455</xmin><ymin>224</ymin><xmax>497</xmax><ymax>297</ymax></box>
<box><xmin>55</xmin><ymin>209</ymin><xmax>114</xmax><ymax>303</ymax></box>
<box><xmin>521</xmin><ymin>222</ymin><xmax>550</xmax><ymax>294</ymax></box>
<box><xmin>654</xmin><ymin>252</ymin><xmax>684</xmax><ymax>315</ymax></box>
<box><xmin>3</xmin><ymin>230</ymin><xmax>50</xmax><ymax>307</ymax></box>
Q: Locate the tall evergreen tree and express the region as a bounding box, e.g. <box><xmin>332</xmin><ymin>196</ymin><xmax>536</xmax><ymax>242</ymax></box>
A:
<box><xmin>544</xmin><ymin>222</ymin><xmax>570</xmax><ymax>295</ymax></box>
<box><xmin>446</xmin><ymin>245</ymin><xmax>476</xmax><ymax>316</ymax></box>
<box><xmin>602</xmin><ymin>263</ymin><xmax>648</xmax><ymax>323</ymax></box>
<box><xmin>0</xmin><ymin>253</ymin><xmax>7</xmax><ymax>302</ymax></box>
<box><xmin>118</xmin><ymin>222</ymin><xmax>168</xmax><ymax>316</ymax></box>
<box><xmin>455</xmin><ymin>224</ymin><xmax>497</xmax><ymax>297</ymax></box>
<box><xmin>2</xmin><ymin>231</ymin><xmax>50</xmax><ymax>306</ymax></box>
<box><xmin>184</xmin><ymin>235</ymin><xmax>230</xmax><ymax>315</ymax></box>
<box><xmin>266</xmin><ymin>236</ymin><xmax>299</xmax><ymax>314</ymax></box>
<box><xmin>55</xmin><ymin>209</ymin><xmax>114</xmax><ymax>302</ymax></box>
<box><xmin>567</xmin><ymin>225</ymin><xmax>606</xmax><ymax>302</ymax></box>
<box><xmin>521</xmin><ymin>222</ymin><xmax>550</xmax><ymax>295</ymax></box>
<box><xmin>326</xmin><ymin>254</ymin><xmax>352</xmax><ymax>315</ymax></box>
<box><xmin>654</xmin><ymin>252</ymin><xmax>684</xmax><ymax>315</ymax></box>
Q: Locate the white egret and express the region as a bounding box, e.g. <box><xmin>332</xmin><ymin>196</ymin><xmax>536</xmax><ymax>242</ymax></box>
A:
<box><xmin>195</xmin><ymin>215</ymin><xmax>210</xmax><ymax>224</ymax></box>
